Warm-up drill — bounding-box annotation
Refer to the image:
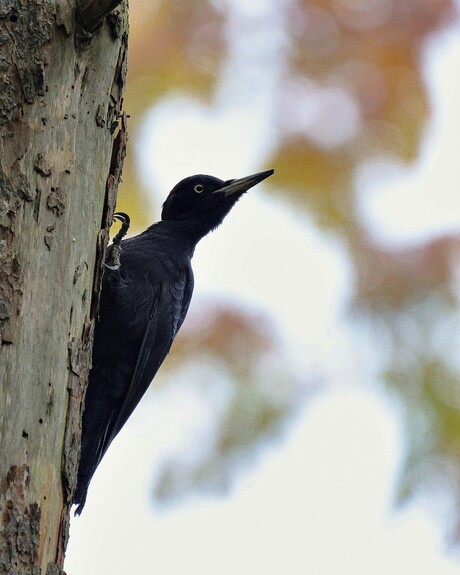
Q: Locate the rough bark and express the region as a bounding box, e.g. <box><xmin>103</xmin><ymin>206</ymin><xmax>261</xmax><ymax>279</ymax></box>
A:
<box><xmin>0</xmin><ymin>1</ymin><xmax>128</xmax><ymax>573</ymax></box>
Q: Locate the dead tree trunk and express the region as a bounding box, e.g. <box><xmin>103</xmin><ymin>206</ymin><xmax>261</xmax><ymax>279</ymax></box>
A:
<box><xmin>0</xmin><ymin>2</ymin><xmax>128</xmax><ymax>573</ymax></box>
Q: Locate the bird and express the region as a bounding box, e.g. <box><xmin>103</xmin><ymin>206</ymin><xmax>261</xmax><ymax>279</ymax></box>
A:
<box><xmin>73</xmin><ymin>169</ymin><xmax>274</xmax><ymax>514</ymax></box>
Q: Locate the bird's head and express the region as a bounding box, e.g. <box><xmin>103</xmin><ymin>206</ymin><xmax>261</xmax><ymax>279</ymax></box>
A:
<box><xmin>161</xmin><ymin>169</ymin><xmax>274</xmax><ymax>238</ymax></box>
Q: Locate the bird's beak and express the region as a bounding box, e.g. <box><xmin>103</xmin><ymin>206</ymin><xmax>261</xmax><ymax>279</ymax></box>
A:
<box><xmin>214</xmin><ymin>169</ymin><xmax>274</xmax><ymax>197</ymax></box>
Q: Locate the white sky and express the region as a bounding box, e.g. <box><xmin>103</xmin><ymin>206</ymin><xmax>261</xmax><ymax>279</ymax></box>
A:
<box><xmin>66</xmin><ymin>5</ymin><xmax>460</xmax><ymax>575</ymax></box>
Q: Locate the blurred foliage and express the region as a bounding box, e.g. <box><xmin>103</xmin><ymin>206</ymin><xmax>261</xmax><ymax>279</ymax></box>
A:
<box><xmin>154</xmin><ymin>303</ymin><xmax>305</xmax><ymax>503</ymax></box>
<box><xmin>274</xmin><ymin>0</ymin><xmax>454</xmax><ymax>228</ymax></box>
<box><xmin>116</xmin><ymin>0</ymin><xmax>226</xmax><ymax>227</ymax></box>
<box><xmin>117</xmin><ymin>0</ymin><xmax>460</xmax><ymax>536</ymax></box>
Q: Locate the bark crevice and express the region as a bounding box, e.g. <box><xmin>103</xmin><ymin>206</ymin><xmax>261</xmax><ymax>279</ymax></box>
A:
<box><xmin>77</xmin><ymin>0</ymin><xmax>124</xmax><ymax>34</ymax></box>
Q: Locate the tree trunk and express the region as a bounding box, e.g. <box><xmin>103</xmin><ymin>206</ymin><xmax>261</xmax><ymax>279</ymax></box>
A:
<box><xmin>0</xmin><ymin>2</ymin><xmax>128</xmax><ymax>573</ymax></box>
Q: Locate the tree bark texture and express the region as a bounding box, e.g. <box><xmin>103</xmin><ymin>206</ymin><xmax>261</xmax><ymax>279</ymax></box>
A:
<box><xmin>0</xmin><ymin>1</ymin><xmax>128</xmax><ymax>573</ymax></box>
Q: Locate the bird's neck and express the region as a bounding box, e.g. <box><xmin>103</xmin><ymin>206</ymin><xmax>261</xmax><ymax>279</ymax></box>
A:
<box><xmin>144</xmin><ymin>220</ymin><xmax>211</xmax><ymax>255</ymax></box>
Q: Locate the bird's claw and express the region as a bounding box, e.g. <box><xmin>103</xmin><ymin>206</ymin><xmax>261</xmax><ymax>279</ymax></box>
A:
<box><xmin>111</xmin><ymin>212</ymin><xmax>130</xmax><ymax>244</ymax></box>
<box><xmin>105</xmin><ymin>212</ymin><xmax>131</xmax><ymax>270</ymax></box>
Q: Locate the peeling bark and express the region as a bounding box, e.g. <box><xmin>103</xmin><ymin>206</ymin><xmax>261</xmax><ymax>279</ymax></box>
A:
<box><xmin>0</xmin><ymin>465</ymin><xmax>41</xmax><ymax>575</ymax></box>
<box><xmin>0</xmin><ymin>1</ymin><xmax>129</xmax><ymax>572</ymax></box>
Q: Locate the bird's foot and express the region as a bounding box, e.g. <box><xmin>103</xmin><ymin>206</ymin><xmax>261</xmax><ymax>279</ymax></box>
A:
<box><xmin>104</xmin><ymin>212</ymin><xmax>131</xmax><ymax>270</ymax></box>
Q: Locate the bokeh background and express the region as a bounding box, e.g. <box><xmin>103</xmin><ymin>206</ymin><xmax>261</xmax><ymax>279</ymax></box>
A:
<box><xmin>67</xmin><ymin>0</ymin><xmax>460</xmax><ymax>573</ymax></box>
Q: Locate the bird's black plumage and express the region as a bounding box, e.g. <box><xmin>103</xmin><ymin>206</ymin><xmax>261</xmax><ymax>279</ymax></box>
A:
<box><xmin>73</xmin><ymin>169</ymin><xmax>274</xmax><ymax>514</ymax></box>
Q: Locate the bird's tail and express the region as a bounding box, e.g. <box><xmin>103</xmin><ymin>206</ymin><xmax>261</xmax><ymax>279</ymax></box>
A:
<box><xmin>73</xmin><ymin>473</ymin><xmax>89</xmax><ymax>516</ymax></box>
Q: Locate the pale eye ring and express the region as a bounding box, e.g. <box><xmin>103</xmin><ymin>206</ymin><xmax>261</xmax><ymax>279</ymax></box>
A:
<box><xmin>194</xmin><ymin>184</ymin><xmax>204</xmax><ymax>193</ymax></box>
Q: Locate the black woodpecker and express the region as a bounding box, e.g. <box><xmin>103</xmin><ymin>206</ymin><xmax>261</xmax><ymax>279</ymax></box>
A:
<box><xmin>73</xmin><ymin>169</ymin><xmax>274</xmax><ymax>514</ymax></box>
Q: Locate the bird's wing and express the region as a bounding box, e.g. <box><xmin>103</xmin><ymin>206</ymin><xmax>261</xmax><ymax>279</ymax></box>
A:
<box><xmin>107</xmin><ymin>271</ymin><xmax>193</xmax><ymax>450</ymax></box>
<box><xmin>76</xmin><ymin>268</ymin><xmax>193</xmax><ymax>510</ymax></box>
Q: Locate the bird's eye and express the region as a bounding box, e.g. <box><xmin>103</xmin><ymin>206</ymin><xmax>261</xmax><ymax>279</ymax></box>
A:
<box><xmin>194</xmin><ymin>184</ymin><xmax>204</xmax><ymax>193</ymax></box>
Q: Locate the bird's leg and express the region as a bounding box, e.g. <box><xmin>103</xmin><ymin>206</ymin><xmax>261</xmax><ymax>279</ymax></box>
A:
<box><xmin>104</xmin><ymin>212</ymin><xmax>131</xmax><ymax>270</ymax></box>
